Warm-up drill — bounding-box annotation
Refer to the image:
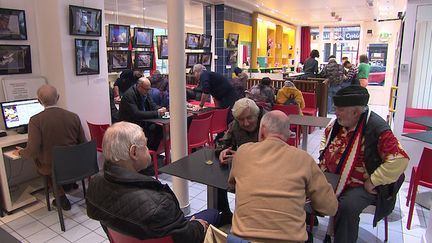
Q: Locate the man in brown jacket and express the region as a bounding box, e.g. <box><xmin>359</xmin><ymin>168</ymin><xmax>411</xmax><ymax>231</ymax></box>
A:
<box><xmin>228</xmin><ymin>110</ymin><xmax>338</xmax><ymax>243</ymax></box>
<box><xmin>17</xmin><ymin>84</ymin><xmax>86</xmax><ymax>210</ymax></box>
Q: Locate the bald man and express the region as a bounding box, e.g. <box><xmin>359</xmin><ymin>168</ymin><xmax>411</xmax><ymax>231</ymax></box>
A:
<box><xmin>228</xmin><ymin>110</ymin><xmax>338</xmax><ymax>242</ymax></box>
<box><xmin>17</xmin><ymin>84</ymin><xmax>86</xmax><ymax>211</ymax></box>
<box><xmin>119</xmin><ymin>77</ymin><xmax>166</xmax><ymax>151</ymax></box>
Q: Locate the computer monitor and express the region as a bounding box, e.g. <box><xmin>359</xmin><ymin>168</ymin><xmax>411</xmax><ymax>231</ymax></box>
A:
<box><xmin>0</xmin><ymin>98</ymin><xmax>44</xmax><ymax>133</ymax></box>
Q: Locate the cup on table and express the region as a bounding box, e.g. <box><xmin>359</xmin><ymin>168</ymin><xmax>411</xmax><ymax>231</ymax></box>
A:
<box><xmin>164</xmin><ymin>112</ymin><xmax>170</xmax><ymax>117</ymax></box>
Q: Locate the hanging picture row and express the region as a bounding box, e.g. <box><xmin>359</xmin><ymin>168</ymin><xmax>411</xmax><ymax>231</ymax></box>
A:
<box><xmin>186</xmin><ymin>53</ymin><xmax>212</xmax><ymax>68</ymax></box>
<box><xmin>107</xmin><ymin>50</ymin><xmax>154</xmax><ymax>72</ymax></box>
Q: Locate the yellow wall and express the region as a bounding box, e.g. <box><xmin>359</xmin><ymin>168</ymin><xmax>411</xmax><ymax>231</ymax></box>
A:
<box><xmin>224</xmin><ymin>20</ymin><xmax>252</xmax><ymax>43</ymax></box>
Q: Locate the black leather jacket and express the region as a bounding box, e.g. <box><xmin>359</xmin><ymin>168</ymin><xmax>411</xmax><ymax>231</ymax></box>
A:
<box><xmin>86</xmin><ymin>162</ymin><xmax>205</xmax><ymax>243</ymax></box>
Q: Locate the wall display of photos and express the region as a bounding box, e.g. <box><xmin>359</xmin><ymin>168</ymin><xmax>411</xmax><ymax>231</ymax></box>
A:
<box><xmin>227</xmin><ymin>33</ymin><xmax>239</xmax><ymax>48</ymax></box>
<box><xmin>107</xmin><ymin>50</ymin><xmax>131</xmax><ymax>72</ymax></box>
<box><xmin>200</xmin><ymin>53</ymin><xmax>212</xmax><ymax>66</ymax></box>
<box><xmin>185</xmin><ymin>33</ymin><xmax>201</xmax><ymax>49</ymax></box>
<box><xmin>134</xmin><ymin>51</ymin><xmax>153</xmax><ymax>70</ymax></box>
<box><xmin>0</xmin><ymin>45</ymin><xmax>32</xmax><ymax>75</ymax></box>
<box><xmin>200</xmin><ymin>34</ymin><xmax>212</xmax><ymax>49</ymax></box>
<box><xmin>0</xmin><ymin>8</ymin><xmax>27</xmax><ymax>40</ymax></box>
<box><xmin>75</xmin><ymin>39</ymin><xmax>99</xmax><ymax>75</ymax></box>
<box><xmin>227</xmin><ymin>50</ymin><xmax>238</xmax><ymax>64</ymax></box>
<box><xmin>133</xmin><ymin>27</ymin><xmax>153</xmax><ymax>48</ymax></box>
<box><xmin>186</xmin><ymin>53</ymin><xmax>200</xmax><ymax>68</ymax></box>
<box><xmin>69</xmin><ymin>5</ymin><xmax>102</xmax><ymax>36</ymax></box>
<box><xmin>108</xmin><ymin>24</ymin><xmax>130</xmax><ymax>47</ymax></box>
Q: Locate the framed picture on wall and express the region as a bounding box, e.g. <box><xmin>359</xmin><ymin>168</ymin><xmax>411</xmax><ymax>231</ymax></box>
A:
<box><xmin>75</xmin><ymin>39</ymin><xmax>99</xmax><ymax>75</ymax></box>
<box><xmin>227</xmin><ymin>33</ymin><xmax>239</xmax><ymax>48</ymax></box>
<box><xmin>227</xmin><ymin>50</ymin><xmax>238</xmax><ymax>64</ymax></box>
<box><xmin>0</xmin><ymin>45</ymin><xmax>32</xmax><ymax>75</ymax></box>
<box><xmin>0</xmin><ymin>8</ymin><xmax>27</xmax><ymax>40</ymax></box>
<box><xmin>134</xmin><ymin>51</ymin><xmax>153</xmax><ymax>70</ymax></box>
<box><xmin>133</xmin><ymin>27</ymin><xmax>153</xmax><ymax>48</ymax></box>
<box><xmin>107</xmin><ymin>24</ymin><xmax>130</xmax><ymax>47</ymax></box>
<box><xmin>200</xmin><ymin>34</ymin><xmax>212</xmax><ymax>49</ymax></box>
<box><xmin>157</xmin><ymin>35</ymin><xmax>168</xmax><ymax>59</ymax></box>
<box><xmin>186</xmin><ymin>53</ymin><xmax>200</xmax><ymax>68</ymax></box>
<box><xmin>185</xmin><ymin>33</ymin><xmax>201</xmax><ymax>49</ymax></box>
<box><xmin>107</xmin><ymin>50</ymin><xmax>131</xmax><ymax>72</ymax></box>
<box><xmin>200</xmin><ymin>53</ymin><xmax>212</xmax><ymax>66</ymax></box>
<box><xmin>69</xmin><ymin>5</ymin><xmax>102</xmax><ymax>36</ymax></box>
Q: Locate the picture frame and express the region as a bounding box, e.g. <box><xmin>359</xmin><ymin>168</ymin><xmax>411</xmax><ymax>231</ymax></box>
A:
<box><xmin>75</xmin><ymin>39</ymin><xmax>99</xmax><ymax>75</ymax></box>
<box><xmin>0</xmin><ymin>45</ymin><xmax>32</xmax><ymax>75</ymax></box>
<box><xmin>200</xmin><ymin>34</ymin><xmax>212</xmax><ymax>49</ymax></box>
<box><xmin>185</xmin><ymin>33</ymin><xmax>201</xmax><ymax>49</ymax></box>
<box><xmin>200</xmin><ymin>53</ymin><xmax>212</xmax><ymax>66</ymax></box>
<box><xmin>0</xmin><ymin>8</ymin><xmax>27</xmax><ymax>40</ymax></box>
<box><xmin>227</xmin><ymin>50</ymin><xmax>238</xmax><ymax>64</ymax></box>
<box><xmin>69</xmin><ymin>5</ymin><xmax>102</xmax><ymax>36</ymax></box>
<box><xmin>134</xmin><ymin>51</ymin><xmax>153</xmax><ymax>70</ymax></box>
<box><xmin>227</xmin><ymin>33</ymin><xmax>239</xmax><ymax>48</ymax></box>
<box><xmin>186</xmin><ymin>53</ymin><xmax>200</xmax><ymax>68</ymax></box>
<box><xmin>107</xmin><ymin>50</ymin><xmax>131</xmax><ymax>72</ymax></box>
<box><xmin>108</xmin><ymin>24</ymin><xmax>130</xmax><ymax>47</ymax></box>
<box><xmin>157</xmin><ymin>35</ymin><xmax>168</xmax><ymax>59</ymax></box>
<box><xmin>133</xmin><ymin>27</ymin><xmax>153</xmax><ymax>48</ymax></box>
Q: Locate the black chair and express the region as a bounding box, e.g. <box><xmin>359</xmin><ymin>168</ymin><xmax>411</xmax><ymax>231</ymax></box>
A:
<box><xmin>49</xmin><ymin>140</ymin><xmax>99</xmax><ymax>232</ymax></box>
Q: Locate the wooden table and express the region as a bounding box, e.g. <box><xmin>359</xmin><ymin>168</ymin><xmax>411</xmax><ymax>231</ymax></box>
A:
<box><xmin>288</xmin><ymin>115</ymin><xmax>332</xmax><ymax>151</ymax></box>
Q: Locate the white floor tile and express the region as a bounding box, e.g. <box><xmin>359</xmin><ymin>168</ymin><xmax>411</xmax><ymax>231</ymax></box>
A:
<box><xmin>39</xmin><ymin>212</ymin><xmax>61</xmax><ymax>227</ymax></box>
<box><xmin>25</xmin><ymin>227</ymin><xmax>57</xmax><ymax>243</ymax></box>
<box><xmin>81</xmin><ymin>218</ymin><xmax>101</xmax><ymax>231</ymax></box>
<box><xmin>0</xmin><ymin>210</ymin><xmax>28</xmax><ymax>224</ymax></box>
<box><xmin>15</xmin><ymin>221</ymin><xmax>47</xmax><ymax>238</ymax></box>
<box><xmin>7</xmin><ymin>215</ymin><xmax>36</xmax><ymax>231</ymax></box>
<box><xmin>49</xmin><ymin>218</ymin><xmax>79</xmax><ymax>234</ymax></box>
<box><xmin>45</xmin><ymin>235</ymin><xmax>70</xmax><ymax>243</ymax></box>
<box><xmin>93</xmin><ymin>226</ymin><xmax>108</xmax><ymax>238</ymax></box>
<box><xmin>189</xmin><ymin>197</ymin><xmax>207</xmax><ymax>211</ymax></box>
<box><xmin>28</xmin><ymin>207</ymin><xmax>55</xmax><ymax>221</ymax></box>
<box><xmin>74</xmin><ymin>232</ymin><xmax>105</xmax><ymax>243</ymax></box>
<box><xmin>59</xmin><ymin>225</ymin><xmax>92</xmax><ymax>242</ymax></box>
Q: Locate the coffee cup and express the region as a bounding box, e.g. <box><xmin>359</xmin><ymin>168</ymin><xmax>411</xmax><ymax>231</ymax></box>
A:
<box><xmin>164</xmin><ymin>112</ymin><xmax>170</xmax><ymax>117</ymax></box>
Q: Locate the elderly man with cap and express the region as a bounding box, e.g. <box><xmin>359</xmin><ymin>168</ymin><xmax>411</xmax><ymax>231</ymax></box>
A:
<box><xmin>319</xmin><ymin>85</ymin><xmax>409</xmax><ymax>243</ymax></box>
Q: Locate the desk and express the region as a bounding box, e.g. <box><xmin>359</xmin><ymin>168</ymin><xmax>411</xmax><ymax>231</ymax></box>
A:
<box><xmin>405</xmin><ymin>116</ymin><xmax>432</xmax><ymax>129</ymax></box>
<box><xmin>288</xmin><ymin>115</ymin><xmax>332</xmax><ymax>151</ymax></box>
<box><xmin>159</xmin><ymin>148</ymin><xmax>229</xmax><ymax>209</ymax></box>
<box><xmin>0</xmin><ymin>133</ymin><xmax>42</xmax><ymax>213</ymax></box>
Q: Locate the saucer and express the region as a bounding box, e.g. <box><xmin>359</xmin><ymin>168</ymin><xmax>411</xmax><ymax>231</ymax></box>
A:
<box><xmin>162</xmin><ymin>115</ymin><xmax>170</xmax><ymax>119</ymax></box>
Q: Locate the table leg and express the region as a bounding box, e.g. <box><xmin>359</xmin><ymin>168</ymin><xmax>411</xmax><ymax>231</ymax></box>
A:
<box><xmin>163</xmin><ymin>124</ymin><xmax>170</xmax><ymax>164</ymax></box>
<box><xmin>207</xmin><ymin>186</ymin><xmax>218</xmax><ymax>209</ymax></box>
<box><xmin>301</xmin><ymin>125</ymin><xmax>308</xmax><ymax>151</ymax></box>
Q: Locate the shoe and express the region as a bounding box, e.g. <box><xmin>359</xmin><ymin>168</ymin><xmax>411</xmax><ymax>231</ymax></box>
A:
<box><xmin>218</xmin><ymin>211</ymin><xmax>233</xmax><ymax>227</ymax></box>
<box><xmin>52</xmin><ymin>195</ymin><xmax>71</xmax><ymax>211</ymax></box>
<box><xmin>62</xmin><ymin>183</ymin><xmax>79</xmax><ymax>192</ymax></box>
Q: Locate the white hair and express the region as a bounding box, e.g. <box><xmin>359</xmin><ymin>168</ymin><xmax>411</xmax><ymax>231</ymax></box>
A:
<box><xmin>260</xmin><ymin>111</ymin><xmax>291</xmax><ymax>141</ymax></box>
<box><xmin>102</xmin><ymin>122</ymin><xmax>147</xmax><ymax>162</ymax></box>
<box><xmin>192</xmin><ymin>64</ymin><xmax>206</xmax><ymax>73</ymax></box>
<box><xmin>232</xmin><ymin>98</ymin><xmax>260</xmax><ymax>119</ymax></box>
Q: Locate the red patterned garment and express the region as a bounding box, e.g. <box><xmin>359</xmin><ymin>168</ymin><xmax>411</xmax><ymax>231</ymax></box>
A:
<box><xmin>319</xmin><ymin>126</ymin><xmax>409</xmax><ymax>188</ymax></box>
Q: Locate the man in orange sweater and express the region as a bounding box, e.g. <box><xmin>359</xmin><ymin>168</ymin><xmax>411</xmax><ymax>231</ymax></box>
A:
<box><xmin>228</xmin><ymin>110</ymin><xmax>338</xmax><ymax>242</ymax></box>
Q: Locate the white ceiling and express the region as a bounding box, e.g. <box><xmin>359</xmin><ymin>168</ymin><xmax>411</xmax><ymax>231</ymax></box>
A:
<box><xmin>104</xmin><ymin>0</ymin><xmax>407</xmax><ymax>27</ymax></box>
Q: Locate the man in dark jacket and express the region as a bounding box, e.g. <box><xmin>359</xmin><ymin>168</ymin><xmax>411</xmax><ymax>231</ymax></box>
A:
<box><xmin>118</xmin><ymin>77</ymin><xmax>166</xmax><ymax>150</ymax></box>
<box><xmin>86</xmin><ymin>122</ymin><xmax>219</xmax><ymax>243</ymax></box>
<box><xmin>319</xmin><ymin>86</ymin><xmax>409</xmax><ymax>243</ymax></box>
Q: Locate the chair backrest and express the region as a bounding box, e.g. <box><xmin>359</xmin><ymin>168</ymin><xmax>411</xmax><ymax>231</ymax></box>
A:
<box><xmin>210</xmin><ymin>107</ymin><xmax>230</xmax><ymax>134</ymax></box>
<box><xmin>302</xmin><ymin>92</ymin><xmax>316</xmax><ymax>108</ymax></box>
<box><xmin>107</xmin><ymin>227</ymin><xmax>174</xmax><ymax>243</ymax></box>
<box><xmin>417</xmin><ymin>147</ymin><xmax>432</xmax><ymax>185</ymax></box>
<box><xmin>87</xmin><ymin>122</ymin><xmax>110</xmax><ymax>152</ymax></box>
<box><xmin>404</xmin><ymin>108</ymin><xmax>432</xmax><ymax>131</ymax></box>
<box><xmin>272</xmin><ymin>104</ymin><xmax>300</xmax><ymax>116</ymax></box>
<box><xmin>52</xmin><ymin>140</ymin><xmax>99</xmax><ymax>185</ymax></box>
<box><xmin>188</xmin><ymin>115</ymin><xmax>213</xmax><ymax>149</ymax></box>
<box><xmin>196</xmin><ymin>110</ymin><xmax>213</xmax><ymax>119</ymax></box>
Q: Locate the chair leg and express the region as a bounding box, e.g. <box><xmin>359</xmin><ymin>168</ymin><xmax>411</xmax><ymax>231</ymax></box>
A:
<box><xmin>81</xmin><ymin>180</ymin><xmax>86</xmax><ymax>198</ymax></box>
<box><xmin>407</xmin><ymin>183</ymin><xmax>419</xmax><ymax>230</ymax></box>
<box><xmin>53</xmin><ymin>181</ymin><xmax>65</xmax><ymax>232</ymax></box>
<box><xmin>406</xmin><ymin>168</ymin><xmax>416</xmax><ymax>207</ymax></box>
<box><xmin>384</xmin><ymin>216</ymin><xmax>388</xmax><ymax>242</ymax></box>
<box><xmin>44</xmin><ymin>176</ymin><xmax>51</xmax><ymax>211</ymax></box>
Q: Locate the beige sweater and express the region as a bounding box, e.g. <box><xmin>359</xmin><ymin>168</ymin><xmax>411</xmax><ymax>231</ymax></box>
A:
<box><xmin>229</xmin><ymin>137</ymin><xmax>338</xmax><ymax>242</ymax></box>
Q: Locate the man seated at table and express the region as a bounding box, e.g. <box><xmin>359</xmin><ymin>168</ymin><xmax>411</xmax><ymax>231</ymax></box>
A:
<box><xmin>319</xmin><ymin>85</ymin><xmax>409</xmax><ymax>243</ymax></box>
<box><xmin>214</xmin><ymin>97</ymin><xmax>265</xmax><ymax>225</ymax></box>
<box><xmin>86</xmin><ymin>122</ymin><xmax>220</xmax><ymax>243</ymax></box>
<box><xmin>229</xmin><ymin>110</ymin><xmax>338</xmax><ymax>243</ymax></box>
<box><xmin>119</xmin><ymin>77</ymin><xmax>166</xmax><ymax>151</ymax></box>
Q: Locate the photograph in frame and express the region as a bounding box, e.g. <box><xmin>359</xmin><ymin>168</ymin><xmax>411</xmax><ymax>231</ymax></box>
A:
<box><xmin>186</xmin><ymin>53</ymin><xmax>200</xmax><ymax>68</ymax></box>
<box><xmin>108</xmin><ymin>50</ymin><xmax>131</xmax><ymax>72</ymax></box>
<box><xmin>75</xmin><ymin>39</ymin><xmax>99</xmax><ymax>75</ymax></box>
<box><xmin>157</xmin><ymin>35</ymin><xmax>168</xmax><ymax>59</ymax></box>
<box><xmin>200</xmin><ymin>34</ymin><xmax>212</xmax><ymax>49</ymax></box>
<box><xmin>200</xmin><ymin>53</ymin><xmax>212</xmax><ymax>66</ymax></box>
<box><xmin>0</xmin><ymin>45</ymin><xmax>32</xmax><ymax>75</ymax></box>
<box><xmin>108</xmin><ymin>24</ymin><xmax>130</xmax><ymax>47</ymax></box>
<box><xmin>185</xmin><ymin>33</ymin><xmax>201</xmax><ymax>49</ymax></box>
<box><xmin>227</xmin><ymin>50</ymin><xmax>238</xmax><ymax>64</ymax></box>
<box><xmin>0</xmin><ymin>8</ymin><xmax>27</xmax><ymax>40</ymax></box>
<box><xmin>69</xmin><ymin>5</ymin><xmax>102</xmax><ymax>36</ymax></box>
<box><xmin>134</xmin><ymin>51</ymin><xmax>153</xmax><ymax>70</ymax></box>
<box><xmin>227</xmin><ymin>33</ymin><xmax>239</xmax><ymax>48</ymax></box>
<box><xmin>133</xmin><ymin>27</ymin><xmax>153</xmax><ymax>48</ymax></box>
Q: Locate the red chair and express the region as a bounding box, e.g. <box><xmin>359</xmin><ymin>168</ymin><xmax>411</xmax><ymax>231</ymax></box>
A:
<box><xmin>404</xmin><ymin>108</ymin><xmax>432</xmax><ymax>133</ymax></box>
<box><xmin>302</xmin><ymin>92</ymin><xmax>318</xmax><ymax>134</ymax></box>
<box><xmin>209</xmin><ymin>108</ymin><xmax>230</xmax><ymax>146</ymax></box>
<box><xmin>87</xmin><ymin>122</ymin><xmax>110</xmax><ymax>152</ymax></box>
<box><xmin>107</xmin><ymin>227</ymin><xmax>174</xmax><ymax>243</ymax></box>
<box><xmin>406</xmin><ymin>147</ymin><xmax>432</xmax><ymax>230</ymax></box>
<box><xmin>148</xmin><ymin>140</ymin><xmax>169</xmax><ymax>180</ymax></box>
<box><xmin>187</xmin><ymin>116</ymin><xmax>213</xmax><ymax>154</ymax></box>
<box><xmin>272</xmin><ymin>104</ymin><xmax>301</xmax><ymax>147</ymax></box>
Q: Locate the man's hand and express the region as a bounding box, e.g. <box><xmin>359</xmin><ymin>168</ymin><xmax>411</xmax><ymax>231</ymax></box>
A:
<box><xmin>364</xmin><ymin>178</ymin><xmax>377</xmax><ymax>195</ymax></box>
<box><xmin>114</xmin><ymin>96</ymin><xmax>121</xmax><ymax>104</ymax></box>
<box><xmin>190</xmin><ymin>216</ymin><xmax>209</xmax><ymax>232</ymax></box>
<box><xmin>13</xmin><ymin>146</ymin><xmax>24</xmax><ymax>156</ymax></box>
<box><xmin>157</xmin><ymin>107</ymin><xmax>167</xmax><ymax>116</ymax></box>
<box><xmin>192</xmin><ymin>105</ymin><xmax>201</xmax><ymax>112</ymax></box>
<box><xmin>219</xmin><ymin>147</ymin><xmax>236</xmax><ymax>164</ymax></box>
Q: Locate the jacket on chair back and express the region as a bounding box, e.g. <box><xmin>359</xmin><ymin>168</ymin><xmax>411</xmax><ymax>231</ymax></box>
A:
<box><xmin>86</xmin><ymin>162</ymin><xmax>205</xmax><ymax>243</ymax></box>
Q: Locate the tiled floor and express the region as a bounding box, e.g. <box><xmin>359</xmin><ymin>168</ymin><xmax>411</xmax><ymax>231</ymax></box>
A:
<box><xmin>0</xmin><ymin>105</ymin><xmax>428</xmax><ymax>243</ymax></box>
